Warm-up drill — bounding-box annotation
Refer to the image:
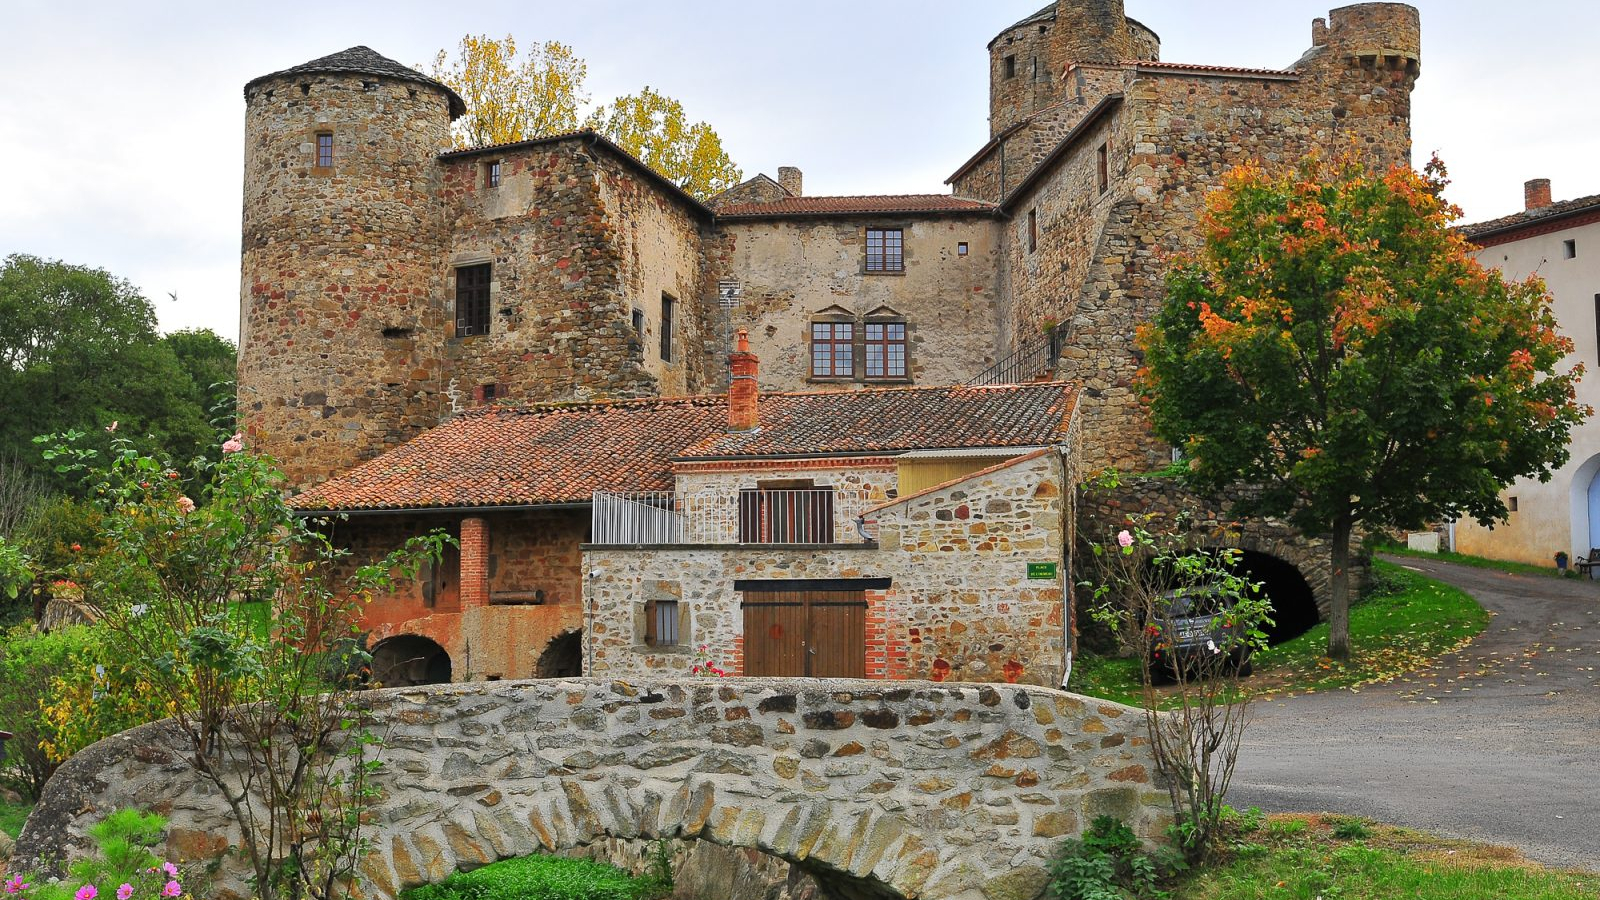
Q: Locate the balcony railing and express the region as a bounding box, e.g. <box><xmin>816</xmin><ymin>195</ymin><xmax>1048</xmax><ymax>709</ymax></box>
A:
<box><xmin>591</xmin><ymin>488</ymin><xmax>875</xmax><ymax>546</ymax></box>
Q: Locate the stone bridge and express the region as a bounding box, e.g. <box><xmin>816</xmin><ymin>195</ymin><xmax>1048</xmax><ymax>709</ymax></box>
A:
<box><xmin>18</xmin><ymin>679</ymin><xmax>1166</xmax><ymax>900</ymax></box>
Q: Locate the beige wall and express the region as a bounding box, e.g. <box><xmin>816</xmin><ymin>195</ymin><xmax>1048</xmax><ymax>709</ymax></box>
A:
<box><xmin>1455</xmin><ymin>218</ymin><xmax>1600</xmax><ymax>566</ymax></box>
<box><xmin>715</xmin><ymin>215</ymin><xmax>1002</xmax><ymax>391</ymax></box>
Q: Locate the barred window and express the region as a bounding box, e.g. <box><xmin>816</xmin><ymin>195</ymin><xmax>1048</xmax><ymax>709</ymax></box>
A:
<box><xmin>865</xmin><ymin>321</ymin><xmax>907</xmax><ymax>379</ymax></box>
<box><xmin>865</xmin><ymin>228</ymin><xmax>904</xmax><ymax>273</ymax></box>
<box><xmin>454</xmin><ymin>264</ymin><xmax>491</xmax><ymax>337</ymax></box>
<box><xmin>811</xmin><ymin>321</ymin><xmax>854</xmax><ymax>378</ymax></box>
<box><xmin>315</xmin><ymin>132</ymin><xmax>333</xmax><ymax>168</ymax></box>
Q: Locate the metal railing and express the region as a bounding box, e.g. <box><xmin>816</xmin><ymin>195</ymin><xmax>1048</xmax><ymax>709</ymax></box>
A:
<box><xmin>967</xmin><ymin>323</ymin><xmax>1067</xmax><ymax>386</ymax></box>
<box><xmin>591</xmin><ymin>488</ymin><xmax>873</xmax><ymax>546</ymax></box>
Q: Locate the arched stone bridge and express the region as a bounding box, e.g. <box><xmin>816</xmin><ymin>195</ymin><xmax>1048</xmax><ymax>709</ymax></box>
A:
<box><xmin>18</xmin><ymin>679</ymin><xmax>1166</xmax><ymax>900</ymax></box>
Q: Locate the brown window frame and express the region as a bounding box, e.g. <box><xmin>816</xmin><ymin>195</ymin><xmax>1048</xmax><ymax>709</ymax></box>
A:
<box><xmin>865</xmin><ymin>228</ymin><xmax>904</xmax><ymax>273</ymax></box>
<box><xmin>315</xmin><ymin>132</ymin><xmax>333</xmax><ymax>169</ymax></box>
<box><xmin>1097</xmin><ymin>142</ymin><xmax>1109</xmax><ymax>194</ymax></box>
<box><xmin>644</xmin><ymin>598</ymin><xmax>680</xmax><ymax>647</ymax></box>
<box><xmin>810</xmin><ymin>320</ymin><xmax>855</xmax><ymax>379</ymax></box>
<box><xmin>1028</xmin><ymin>209</ymin><xmax>1038</xmax><ymax>254</ymax></box>
<box><xmin>454</xmin><ymin>263</ymin><xmax>492</xmax><ymax>337</ymax></box>
<box><xmin>739</xmin><ymin>486</ymin><xmax>835</xmax><ymax>544</ymax></box>
<box><xmin>487</xmin><ymin>159</ymin><xmax>501</xmax><ymax>188</ymax></box>
<box><xmin>660</xmin><ymin>293</ymin><xmax>676</xmax><ymax>362</ymax></box>
<box><xmin>864</xmin><ymin>319</ymin><xmax>908</xmax><ymax>380</ymax></box>
<box><xmin>632</xmin><ymin>307</ymin><xmax>645</xmax><ymax>337</ymax></box>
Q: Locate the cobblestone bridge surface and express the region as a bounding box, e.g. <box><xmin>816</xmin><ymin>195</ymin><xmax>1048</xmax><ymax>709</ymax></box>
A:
<box><xmin>17</xmin><ymin>678</ymin><xmax>1166</xmax><ymax>900</ymax></box>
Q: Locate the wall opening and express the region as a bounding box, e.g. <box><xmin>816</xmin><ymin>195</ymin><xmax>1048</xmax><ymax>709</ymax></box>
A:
<box><xmin>1226</xmin><ymin>550</ymin><xmax>1319</xmax><ymax>645</ymax></box>
<box><xmin>536</xmin><ymin>629</ymin><xmax>584</xmax><ymax>678</ymax></box>
<box><xmin>370</xmin><ymin>635</ymin><xmax>452</xmax><ymax>687</ymax></box>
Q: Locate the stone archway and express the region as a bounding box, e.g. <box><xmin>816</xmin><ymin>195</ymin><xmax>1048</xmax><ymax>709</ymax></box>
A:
<box><xmin>18</xmin><ymin>680</ymin><xmax>1169</xmax><ymax>900</ymax></box>
<box><xmin>371</xmin><ymin>634</ymin><xmax>452</xmax><ymax>687</ymax></box>
<box><xmin>535</xmin><ymin>629</ymin><xmax>583</xmax><ymax>678</ymax></box>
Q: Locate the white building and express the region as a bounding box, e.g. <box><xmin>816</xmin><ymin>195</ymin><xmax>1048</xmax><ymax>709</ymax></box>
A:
<box><xmin>1455</xmin><ymin>179</ymin><xmax>1600</xmax><ymax>567</ymax></box>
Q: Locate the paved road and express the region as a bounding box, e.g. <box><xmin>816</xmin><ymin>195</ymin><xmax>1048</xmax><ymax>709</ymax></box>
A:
<box><xmin>1233</xmin><ymin>555</ymin><xmax>1600</xmax><ymax>871</ymax></box>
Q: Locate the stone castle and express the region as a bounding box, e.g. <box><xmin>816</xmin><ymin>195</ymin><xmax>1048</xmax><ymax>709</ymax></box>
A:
<box><xmin>237</xmin><ymin>1</ymin><xmax>1420</xmax><ymax>487</ymax></box>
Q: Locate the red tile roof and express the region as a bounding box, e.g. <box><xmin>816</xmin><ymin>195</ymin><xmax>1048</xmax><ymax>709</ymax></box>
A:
<box><xmin>1129</xmin><ymin>60</ymin><xmax>1299</xmax><ymax>80</ymax></box>
<box><xmin>290</xmin><ymin>383</ymin><xmax>1076</xmax><ymax>512</ymax></box>
<box><xmin>714</xmin><ymin>195</ymin><xmax>999</xmax><ymax>218</ymax></box>
<box><xmin>1462</xmin><ymin>193</ymin><xmax>1600</xmax><ymax>246</ymax></box>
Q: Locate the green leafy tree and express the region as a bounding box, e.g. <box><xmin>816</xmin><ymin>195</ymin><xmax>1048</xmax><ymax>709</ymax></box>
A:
<box><xmin>428</xmin><ymin>35</ymin><xmax>588</xmax><ymax>147</ymax></box>
<box><xmin>164</xmin><ymin>327</ymin><xmax>238</xmax><ymax>427</ymax></box>
<box><xmin>1139</xmin><ymin>156</ymin><xmax>1588</xmax><ymax>659</ymax></box>
<box><xmin>586</xmin><ymin>87</ymin><xmax>743</xmax><ymax>200</ymax></box>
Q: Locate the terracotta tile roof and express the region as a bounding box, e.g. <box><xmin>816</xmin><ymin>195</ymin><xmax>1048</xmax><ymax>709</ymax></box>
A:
<box><xmin>244</xmin><ymin>46</ymin><xmax>466</xmax><ymax>118</ymax></box>
<box><xmin>290</xmin><ymin>383</ymin><xmax>1076</xmax><ymax>512</ymax></box>
<box><xmin>714</xmin><ymin>195</ymin><xmax>999</xmax><ymax>219</ymax></box>
<box><xmin>1130</xmin><ymin>61</ymin><xmax>1299</xmax><ymax>80</ymax></box>
<box><xmin>1461</xmin><ymin>193</ymin><xmax>1600</xmax><ymax>244</ymax></box>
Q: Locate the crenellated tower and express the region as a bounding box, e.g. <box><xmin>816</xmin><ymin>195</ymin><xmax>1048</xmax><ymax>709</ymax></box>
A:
<box><xmin>238</xmin><ymin>47</ymin><xmax>463</xmax><ymax>488</ymax></box>
<box><xmin>1304</xmin><ymin>3</ymin><xmax>1422</xmax><ymax>170</ymax></box>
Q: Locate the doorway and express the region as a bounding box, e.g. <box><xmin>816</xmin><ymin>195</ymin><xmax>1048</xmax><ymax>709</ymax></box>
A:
<box><xmin>741</xmin><ymin>590</ymin><xmax>866</xmax><ymax>678</ymax></box>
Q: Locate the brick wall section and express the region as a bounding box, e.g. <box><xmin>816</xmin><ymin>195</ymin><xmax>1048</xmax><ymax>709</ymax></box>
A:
<box><xmin>459</xmin><ymin>517</ymin><xmax>489</xmax><ymax>610</ymax></box>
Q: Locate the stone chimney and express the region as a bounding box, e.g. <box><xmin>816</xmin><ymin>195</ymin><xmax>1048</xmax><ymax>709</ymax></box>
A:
<box><xmin>728</xmin><ymin>330</ymin><xmax>759</xmax><ymax>432</ymax></box>
<box><xmin>1525</xmin><ymin>178</ymin><xmax>1553</xmax><ymax>211</ymax></box>
<box><xmin>778</xmin><ymin>166</ymin><xmax>803</xmax><ymax>197</ymax></box>
<box><xmin>1312</xmin><ymin>17</ymin><xmax>1329</xmax><ymax>46</ymax></box>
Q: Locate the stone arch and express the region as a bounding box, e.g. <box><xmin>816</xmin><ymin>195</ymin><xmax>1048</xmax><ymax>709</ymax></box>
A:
<box><xmin>1566</xmin><ymin>451</ymin><xmax>1600</xmax><ymax>557</ymax></box>
<box><xmin>371</xmin><ymin>634</ymin><xmax>452</xmax><ymax>687</ymax></box>
<box><xmin>1196</xmin><ymin>531</ymin><xmax>1335</xmax><ymax>626</ymax></box>
<box><xmin>18</xmin><ymin>680</ymin><xmax>1169</xmax><ymax>900</ymax></box>
<box><xmin>535</xmin><ymin>629</ymin><xmax>583</xmax><ymax>678</ymax></box>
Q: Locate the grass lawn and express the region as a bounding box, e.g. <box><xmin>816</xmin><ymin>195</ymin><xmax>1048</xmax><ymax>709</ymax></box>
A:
<box><xmin>1377</xmin><ymin>543</ymin><xmax>1577</xmax><ymax>580</ymax></box>
<box><xmin>1178</xmin><ymin>813</ymin><xmax>1597</xmax><ymax>899</ymax></box>
<box><xmin>1071</xmin><ymin>559</ymin><xmax>1489</xmax><ymax>707</ymax></box>
<box><xmin>0</xmin><ymin>797</ymin><xmax>31</xmax><ymax>839</ymax></box>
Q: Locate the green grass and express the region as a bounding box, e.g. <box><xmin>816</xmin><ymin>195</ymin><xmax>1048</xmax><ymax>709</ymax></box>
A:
<box><xmin>1071</xmin><ymin>559</ymin><xmax>1489</xmax><ymax>707</ymax></box>
<box><xmin>400</xmin><ymin>854</ymin><xmax>661</xmax><ymax>900</ymax></box>
<box><xmin>1178</xmin><ymin>814</ymin><xmax>1598</xmax><ymax>899</ymax></box>
<box><xmin>1377</xmin><ymin>544</ymin><xmax>1576</xmax><ymax>579</ymax></box>
<box><xmin>0</xmin><ymin>797</ymin><xmax>32</xmax><ymax>839</ymax></box>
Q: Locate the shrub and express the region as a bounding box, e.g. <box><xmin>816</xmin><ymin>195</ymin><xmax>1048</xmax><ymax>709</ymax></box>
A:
<box><xmin>5</xmin><ymin>808</ymin><xmax>189</xmax><ymax>900</ymax></box>
<box><xmin>401</xmin><ymin>855</ymin><xmax>659</xmax><ymax>900</ymax></box>
<box><xmin>0</xmin><ymin>624</ymin><xmax>98</xmax><ymax>799</ymax></box>
<box><xmin>1047</xmin><ymin>815</ymin><xmax>1174</xmax><ymax>900</ymax></box>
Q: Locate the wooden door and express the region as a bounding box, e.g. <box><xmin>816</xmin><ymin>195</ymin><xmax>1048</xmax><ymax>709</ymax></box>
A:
<box><xmin>741</xmin><ymin>590</ymin><xmax>865</xmax><ymax>677</ymax></box>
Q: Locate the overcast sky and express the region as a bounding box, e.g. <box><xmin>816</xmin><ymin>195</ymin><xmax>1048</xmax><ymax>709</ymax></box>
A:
<box><xmin>2</xmin><ymin>0</ymin><xmax>1594</xmax><ymax>341</ymax></box>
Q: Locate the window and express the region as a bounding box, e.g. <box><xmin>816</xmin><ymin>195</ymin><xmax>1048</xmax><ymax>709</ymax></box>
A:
<box><xmin>1097</xmin><ymin>142</ymin><xmax>1109</xmax><ymax>194</ymax></box>
<box><xmin>644</xmin><ymin>599</ymin><xmax>679</xmax><ymax>647</ymax></box>
<box><xmin>659</xmin><ymin>293</ymin><xmax>675</xmax><ymax>361</ymax></box>
<box><xmin>739</xmin><ymin>484</ymin><xmax>834</xmax><ymax>544</ymax></box>
<box><xmin>1595</xmin><ymin>295</ymin><xmax>1600</xmax><ymax>367</ymax></box>
<box><xmin>487</xmin><ymin>159</ymin><xmax>501</xmax><ymax>188</ymax></box>
<box><xmin>957</xmin><ymin>241</ymin><xmax>969</xmax><ymax>256</ymax></box>
<box><xmin>811</xmin><ymin>321</ymin><xmax>854</xmax><ymax>378</ymax></box>
<box><xmin>865</xmin><ymin>228</ymin><xmax>904</xmax><ymax>273</ymax></box>
<box><xmin>1031</xmin><ymin>56</ymin><xmax>1040</xmax><ymax>81</ymax></box>
<box><xmin>476</xmin><ymin>383</ymin><xmax>499</xmax><ymax>404</ymax></box>
<box><xmin>1004</xmin><ymin>55</ymin><xmax>1017</xmax><ymax>79</ymax></box>
<box><xmin>454</xmin><ymin>264</ymin><xmax>491</xmax><ymax>337</ymax></box>
<box><xmin>632</xmin><ymin>307</ymin><xmax>645</xmax><ymax>336</ymax></box>
<box><xmin>1028</xmin><ymin>209</ymin><xmax>1038</xmax><ymax>254</ymax></box>
<box><xmin>1565</xmin><ymin>239</ymin><xmax>1577</xmax><ymax>259</ymax></box>
<box><xmin>865</xmin><ymin>320</ymin><xmax>907</xmax><ymax>379</ymax></box>
<box><xmin>1509</xmin><ymin>496</ymin><xmax>1519</xmax><ymax>513</ymax></box>
<box><xmin>315</xmin><ymin>132</ymin><xmax>333</xmax><ymax>169</ymax></box>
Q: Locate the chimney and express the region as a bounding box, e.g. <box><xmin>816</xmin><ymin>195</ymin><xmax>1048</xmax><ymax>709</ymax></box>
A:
<box><xmin>728</xmin><ymin>330</ymin><xmax>759</xmax><ymax>432</ymax></box>
<box><xmin>1312</xmin><ymin>17</ymin><xmax>1329</xmax><ymax>46</ymax></box>
<box><xmin>1525</xmin><ymin>178</ymin><xmax>1553</xmax><ymax>211</ymax></box>
<box><xmin>778</xmin><ymin>166</ymin><xmax>803</xmax><ymax>197</ymax></box>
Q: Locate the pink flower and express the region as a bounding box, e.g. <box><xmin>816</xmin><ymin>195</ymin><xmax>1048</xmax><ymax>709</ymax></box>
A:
<box><xmin>176</xmin><ymin>496</ymin><xmax>196</xmax><ymax>515</ymax></box>
<box><xmin>5</xmin><ymin>876</ymin><xmax>30</xmax><ymax>894</ymax></box>
<box><xmin>161</xmin><ymin>863</ymin><xmax>178</xmax><ymax>879</ymax></box>
<box><xmin>75</xmin><ymin>886</ymin><xmax>98</xmax><ymax>900</ymax></box>
<box><xmin>221</xmin><ymin>433</ymin><xmax>244</xmax><ymax>454</ymax></box>
<box><xmin>1117</xmin><ymin>530</ymin><xmax>1134</xmax><ymax>548</ymax></box>
<box><xmin>162</xmin><ymin>881</ymin><xmax>182</xmax><ymax>898</ymax></box>
<box><xmin>118</xmin><ymin>884</ymin><xmax>134</xmax><ymax>900</ymax></box>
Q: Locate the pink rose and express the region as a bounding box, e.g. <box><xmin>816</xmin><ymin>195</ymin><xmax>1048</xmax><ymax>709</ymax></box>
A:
<box><xmin>1117</xmin><ymin>530</ymin><xmax>1134</xmax><ymax>548</ymax></box>
<box><xmin>176</xmin><ymin>496</ymin><xmax>196</xmax><ymax>515</ymax></box>
<box><xmin>221</xmin><ymin>433</ymin><xmax>244</xmax><ymax>454</ymax></box>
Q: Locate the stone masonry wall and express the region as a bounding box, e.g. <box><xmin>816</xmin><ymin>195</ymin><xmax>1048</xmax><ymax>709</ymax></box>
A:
<box><xmin>713</xmin><ymin>216</ymin><xmax>1002</xmax><ymax>391</ymax></box>
<box><xmin>238</xmin><ymin>71</ymin><xmax>454</xmax><ymax>489</ymax></box>
<box><xmin>17</xmin><ymin>679</ymin><xmax>1169</xmax><ymax>900</ymax></box>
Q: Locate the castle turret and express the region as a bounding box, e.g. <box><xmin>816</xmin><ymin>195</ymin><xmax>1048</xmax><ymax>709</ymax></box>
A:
<box><xmin>987</xmin><ymin>1</ymin><xmax>1159</xmax><ymax>137</ymax></box>
<box><xmin>1301</xmin><ymin>3</ymin><xmax>1422</xmax><ymax>170</ymax></box>
<box><xmin>238</xmin><ymin>47</ymin><xmax>463</xmax><ymax>487</ymax></box>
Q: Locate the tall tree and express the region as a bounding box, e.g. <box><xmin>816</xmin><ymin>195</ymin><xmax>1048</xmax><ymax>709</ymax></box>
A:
<box><xmin>586</xmin><ymin>86</ymin><xmax>743</xmax><ymax>200</ymax></box>
<box><xmin>428</xmin><ymin>35</ymin><xmax>588</xmax><ymax>147</ymax></box>
<box><xmin>1139</xmin><ymin>156</ymin><xmax>1587</xmax><ymax>659</ymax></box>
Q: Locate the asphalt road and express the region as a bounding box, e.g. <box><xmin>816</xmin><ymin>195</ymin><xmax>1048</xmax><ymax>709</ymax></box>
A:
<box><xmin>1232</xmin><ymin>554</ymin><xmax>1600</xmax><ymax>871</ymax></box>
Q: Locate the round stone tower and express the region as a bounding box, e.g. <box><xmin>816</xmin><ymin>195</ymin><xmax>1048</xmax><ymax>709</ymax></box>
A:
<box><xmin>987</xmin><ymin>1</ymin><xmax>1160</xmax><ymax>137</ymax></box>
<box><xmin>238</xmin><ymin>47</ymin><xmax>465</xmax><ymax>488</ymax></box>
<box><xmin>1308</xmin><ymin>3</ymin><xmax>1422</xmax><ymax>170</ymax></box>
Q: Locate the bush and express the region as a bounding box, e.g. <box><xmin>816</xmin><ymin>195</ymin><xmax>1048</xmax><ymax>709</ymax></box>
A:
<box><xmin>6</xmin><ymin>808</ymin><xmax>190</xmax><ymax>900</ymax></box>
<box><xmin>0</xmin><ymin>625</ymin><xmax>94</xmax><ymax>799</ymax></box>
<box><xmin>1048</xmin><ymin>815</ymin><xmax>1175</xmax><ymax>900</ymax></box>
<box><xmin>401</xmin><ymin>855</ymin><xmax>660</xmax><ymax>900</ymax></box>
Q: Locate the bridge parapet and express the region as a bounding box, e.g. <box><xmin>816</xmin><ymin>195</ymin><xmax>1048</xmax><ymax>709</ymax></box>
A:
<box><xmin>18</xmin><ymin>678</ymin><xmax>1167</xmax><ymax>900</ymax></box>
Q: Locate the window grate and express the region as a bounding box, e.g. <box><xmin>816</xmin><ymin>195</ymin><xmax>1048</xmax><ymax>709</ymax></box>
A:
<box><xmin>455</xmin><ymin>264</ymin><xmax>491</xmax><ymax>337</ymax></box>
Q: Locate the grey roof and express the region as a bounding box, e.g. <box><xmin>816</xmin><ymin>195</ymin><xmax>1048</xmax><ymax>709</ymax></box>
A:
<box><xmin>244</xmin><ymin>46</ymin><xmax>466</xmax><ymax>119</ymax></box>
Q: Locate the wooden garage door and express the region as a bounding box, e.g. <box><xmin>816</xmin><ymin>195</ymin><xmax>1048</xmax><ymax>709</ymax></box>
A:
<box><xmin>742</xmin><ymin>590</ymin><xmax>865</xmax><ymax>678</ymax></box>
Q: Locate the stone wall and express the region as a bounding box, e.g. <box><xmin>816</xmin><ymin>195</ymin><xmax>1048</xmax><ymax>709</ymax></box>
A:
<box><xmin>16</xmin><ymin>678</ymin><xmax>1169</xmax><ymax>900</ymax></box>
<box><xmin>672</xmin><ymin>458</ymin><xmax>900</xmax><ymax>543</ymax></box>
<box><xmin>588</xmin><ymin>451</ymin><xmax>1069</xmax><ymax>687</ymax></box>
<box><xmin>713</xmin><ymin>215</ymin><xmax>1002</xmax><ymax>391</ymax></box>
<box><xmin>238</xmin><ymin>71</ymin><xmax>455</xmax><ymax>488</ymax></box>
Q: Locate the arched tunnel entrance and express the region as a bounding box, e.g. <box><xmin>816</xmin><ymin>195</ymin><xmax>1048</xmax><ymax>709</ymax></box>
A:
<box><xmin>1225</xmin><ymin>550</ymin><xmax>1320</xmax><ymax>645</ymax></box>
<box><xmin>370</xmin><ymin>635</ymin><xmax>452</xmax><ymax>687</ymax></box>
<box><xmin>536</xmin><ymin>629</ymin><xmax>584</xmax><ymax>678</ymax></box>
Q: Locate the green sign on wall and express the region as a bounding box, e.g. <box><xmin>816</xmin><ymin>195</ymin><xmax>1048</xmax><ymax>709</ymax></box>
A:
<box><xmin>1027</xmin><ymin>562</ymin><xmax>1058</xmax><ymax>580</ymax></box>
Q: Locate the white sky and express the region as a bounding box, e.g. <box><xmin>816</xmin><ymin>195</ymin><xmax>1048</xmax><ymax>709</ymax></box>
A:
<box><xmin>1</xmin><ymin>0</ymin><xmax>1594</xmax><ymax>341</ymax></box>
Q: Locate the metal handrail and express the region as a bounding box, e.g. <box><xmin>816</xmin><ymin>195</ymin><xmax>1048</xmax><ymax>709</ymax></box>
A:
<box><xmin>967</xmin><ymin>322</ymin><xmax>1066</xmax><ymax>386</ymax></box>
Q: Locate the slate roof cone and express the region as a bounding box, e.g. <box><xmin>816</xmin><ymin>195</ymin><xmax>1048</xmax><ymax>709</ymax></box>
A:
<box><xmin>729</xmin><ymin>330</ymin><xmax>760</xmax><ymax>432</ymax></box>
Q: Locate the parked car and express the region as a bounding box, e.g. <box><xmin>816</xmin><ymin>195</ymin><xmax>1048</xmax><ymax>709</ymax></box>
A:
<box><xmin>1146</xmin><ymin>586</ymin><xmax>1254</xmax><ymax>683</ymax></box>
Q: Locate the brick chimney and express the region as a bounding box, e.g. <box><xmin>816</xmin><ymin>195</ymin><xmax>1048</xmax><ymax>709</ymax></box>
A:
<box><xmin>1525</xmin><ymin>178</ymin><xmax>1553</xmax><ymax>211</ymax></box>
<box><xmin>728</xmin><ymin>330</ymin><xmax>759</xmax><ymax>432</ymax></box>
<box><xmin>778</xmin><ymin>166</ymin><xmax>803</xmax><ymax>197</ymax></box>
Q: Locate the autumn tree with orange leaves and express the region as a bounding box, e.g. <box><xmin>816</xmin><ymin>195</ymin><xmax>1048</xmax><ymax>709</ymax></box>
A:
<box><xmin>1140</xmin><ymin>155</ymin><xmax>1587</xmax><ymax>659</ymax></box>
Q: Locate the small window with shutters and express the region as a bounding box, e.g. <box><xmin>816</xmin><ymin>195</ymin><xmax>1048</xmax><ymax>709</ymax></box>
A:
<box><xmin>644</xmin><ymin>599</ymin><xmax>680</xmax><ymax>647</ymax></box>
